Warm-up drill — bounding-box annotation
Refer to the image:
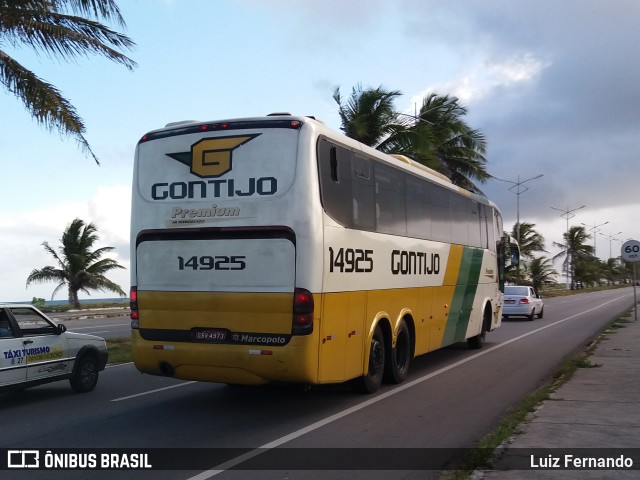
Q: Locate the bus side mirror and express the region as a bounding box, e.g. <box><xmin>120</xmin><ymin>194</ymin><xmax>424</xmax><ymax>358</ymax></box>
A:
<box><xmin>504</xmin><ymin>236</ymin><xmax>520</xmax><ymax>270</ymax></box>
<box><xmin>510</xmin><ymin>249</ymin><xmax>520</xmax><ymax>268</ymax></box>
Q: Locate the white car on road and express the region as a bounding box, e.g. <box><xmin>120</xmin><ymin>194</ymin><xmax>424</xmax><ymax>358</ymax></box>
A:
<box><xmin>0</xmin><ymin>304</ymin><xmax>108</xmax><ymax>393</ymax></box>
<box><xmin>502</xmin><ymin>285</ymin><xmax>544</xmax><ymax>321</ymax></box>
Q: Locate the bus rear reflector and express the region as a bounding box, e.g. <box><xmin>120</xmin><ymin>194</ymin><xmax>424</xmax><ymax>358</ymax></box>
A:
<box><xmin>292</xmin><ymin>288</ymin><xmax>314</xmax><ymax>336</ymax></box>
<box><xmin>130</xmin><ymin>286</ymin><xmax>139</xmax><ymax>328</ymax></box>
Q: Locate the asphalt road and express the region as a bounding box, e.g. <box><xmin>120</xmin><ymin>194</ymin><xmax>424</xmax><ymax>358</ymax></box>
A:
<box><xmin>55</xmin><ymin>312</ymin><xmax>132</xmax><ymax>339</ymax></box>
<box><xmin>1</xmin><ymin>287</ymin><xmax>635</xmax><ymax>480</ymax></box>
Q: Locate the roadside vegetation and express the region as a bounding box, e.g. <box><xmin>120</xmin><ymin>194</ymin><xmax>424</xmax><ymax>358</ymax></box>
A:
<box><xmin>106</xmin><ymin>338</ymin><xmax>132</xmax><ymax>365</ymax></box>
<box><xmin>450</xmin><ymin>311</ymin><xmax>634</xmax><ymax>479</ymax></box>
<box><xmin>506</xmin><ymin>222</ymin><xmax>636</xmax><ymax>291</ymax></box>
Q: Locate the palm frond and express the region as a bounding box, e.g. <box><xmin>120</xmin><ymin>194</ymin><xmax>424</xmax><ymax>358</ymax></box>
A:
<box><xmin>56</xmin><ymin>0</ymin><xmax>127</xmax><ymax>27</ymax></box>
<box><xmin>50</xmin><ymin>280</ymin><xmax>68</xmax><ymax>301</ymax></box>
<box><xmin>0</xmin><ymin>0</ymin><xmax>136</xmax><ymax>163</ymax></box>
<box><xmin>0</xmin><ymin>51</ymin><xmax>99</xmax><ymax>163</ymax></box>
<box><xmin>26</xmin><ymin>266</ymin><xmax>67</xmax><ymax>286</ymax></box>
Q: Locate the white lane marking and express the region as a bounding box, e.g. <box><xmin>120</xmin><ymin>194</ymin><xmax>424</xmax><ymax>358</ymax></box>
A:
<box><xmin>111</xmin><ymin>381</ymin><xmax>197</xmax><ymax>402</ymax></box>
<box><xmin>186</xmin><ymin>294</ymin><xmax>630</xmax><ymax>479</ymax></box>
<box><xmin>105</xmin><ymin>362</ymin><xmax>133</xmax><ymax>369</ymax></box>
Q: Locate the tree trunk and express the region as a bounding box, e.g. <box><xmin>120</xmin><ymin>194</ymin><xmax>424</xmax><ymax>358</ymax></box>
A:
<box><xmin>69</xmin><ymin>289</ymin><xmax>81</xmax><ymax>309</ymax></box>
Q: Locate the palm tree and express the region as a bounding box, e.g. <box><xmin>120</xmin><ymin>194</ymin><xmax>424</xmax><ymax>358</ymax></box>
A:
<box><xmin>602</xmin><ymin>258</ymin><xmax>624</xmax><ymax>285</ymax></box>
<box><xmin>0</xmin><ymin>0</ymin><xmax>136</xmax><ymax>164</ymax></box>
<box><xmin>574</xmin><ymin>258</ymin><xmax>605</xmax><ymax>288</ymax></box>
<box><xmin>333</xmin><ymin>84</ymin><xmax>405</xmax><ymax>147</ymax></box>
<box><xmin>333</xmin><ymin>85</ymin><xmax>489</xmax><ymax>191</ymax></box>
<box><xmin>528</xmin><ymin>257</ymin><xmax>557</xmax><ymax>291</ymax></box>
<box><xmin>512</xmin><ymin>222</ymin><xmax>546</xmax><ymax>259</ymax></box>
<box><xmin>26</xmin><ymin>218</ymin><xmax>126</xmax><ymax>308</ymax></box>
<box><xmin>553</xmin><ymin>225</ymin><xmax>594</xmax><ymax>289</ymax></box>
<box><xmin>403</xmin><ymin>93</ymin><xmax>489</xmax><ymax>192</ymax></box>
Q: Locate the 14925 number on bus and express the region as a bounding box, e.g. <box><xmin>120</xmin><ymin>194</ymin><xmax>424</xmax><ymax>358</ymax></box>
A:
<box><xmin>178</xmin><ymin>255</ymin><xmax>246</xmax><ymax>271</ymax></box>
<box><xmin>328</xmin><ymin>247</ymin><xmax>373</xmax><ymax>273</ymax></box>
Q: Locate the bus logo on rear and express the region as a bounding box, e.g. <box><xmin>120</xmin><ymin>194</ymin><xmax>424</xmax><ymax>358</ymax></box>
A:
<box><xmin>167</xmin><ymin>134</ymin><xmax>260</xmax><ymax>178</ymax></box>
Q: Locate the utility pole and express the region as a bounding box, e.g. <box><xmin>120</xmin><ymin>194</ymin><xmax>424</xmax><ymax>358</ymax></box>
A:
<box><xmin>551</xmin><ymin>205</ymin><xmax>586</xmax><ymax>289</ymax></box>
<box><xmin>492</xmin><ymin>174</ymin><xmax>544</xmax><ymax>246</ymax></box>
<box><xmin>600</xmin><ymin>231</ymin><xmax>623</xmax><ymax>259</ymax></box>
<box><xmin>581</xmin><ymin>221</ymin><xmax>610</xmax><ymax>258</ymax></box>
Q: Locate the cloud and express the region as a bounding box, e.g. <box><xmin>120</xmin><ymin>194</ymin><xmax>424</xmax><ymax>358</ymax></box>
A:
<box><xmin>408</xmin><ymin>53</ymin><xmax>550</xmax><ymax>109</ymax></box>
<box><xmin>388</xmin><ymin>0</ymin><xmax>640</xmax><ymax>259</ymax></box>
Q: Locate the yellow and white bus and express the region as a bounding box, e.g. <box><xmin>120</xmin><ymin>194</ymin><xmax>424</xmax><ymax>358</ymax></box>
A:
<box><xmin>130</xmin><ymin>114</ymin><xmax>517</xmax><ymax>393</ymax></box>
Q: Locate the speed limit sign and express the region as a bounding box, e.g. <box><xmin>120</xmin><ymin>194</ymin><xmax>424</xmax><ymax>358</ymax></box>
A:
<box><xmin>622</xmin><ymin>240</ymin><xmax>640</xmax><ymax>262</ymax></box>
<box><xmin>622</xmin><ymin>240</ymin><xmax>640</xmax><ymax>322</ymax></box>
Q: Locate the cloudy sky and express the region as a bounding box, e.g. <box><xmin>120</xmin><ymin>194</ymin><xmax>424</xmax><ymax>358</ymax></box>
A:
<box><xmin>1</xmin><ymin>0</ymin><xmax>638</xmax><ymax>302</ymax></box>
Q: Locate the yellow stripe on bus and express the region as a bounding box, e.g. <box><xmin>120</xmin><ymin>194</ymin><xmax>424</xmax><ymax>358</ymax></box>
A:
<box><xmin>137</xmin><ymin>290</ymin><xmax>293</xmax><ymax>334</ymax></box>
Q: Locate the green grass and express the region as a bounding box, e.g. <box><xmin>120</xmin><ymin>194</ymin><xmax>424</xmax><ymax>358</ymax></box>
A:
<box><xmin>540</xmin><ymin>283</ymin><xmax>629</xmax><ymax>298</ymax></box>
<box><xmin>106</xmin><ymin>338</ymin><xmax>132</xmax><ymax>364</ymax></box>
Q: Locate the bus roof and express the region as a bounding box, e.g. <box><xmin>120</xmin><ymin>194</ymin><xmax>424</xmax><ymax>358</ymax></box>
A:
<box><xmin>138</xmin><ymin>113</ymin><xmax>496</xmax><ymax>209</ymax></box>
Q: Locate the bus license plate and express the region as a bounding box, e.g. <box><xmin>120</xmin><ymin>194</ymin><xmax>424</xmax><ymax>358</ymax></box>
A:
<box><xmin>192</xmin><ymin>329</ymin><xmax>227</xmax><ymax>343</ymax></box>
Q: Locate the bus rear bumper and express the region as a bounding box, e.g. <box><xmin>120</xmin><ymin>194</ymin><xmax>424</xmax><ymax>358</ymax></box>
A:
<box><xmin>132</xmin><ymin>331</ymin><xmax>318</xmax><ymax>385</ymax></box>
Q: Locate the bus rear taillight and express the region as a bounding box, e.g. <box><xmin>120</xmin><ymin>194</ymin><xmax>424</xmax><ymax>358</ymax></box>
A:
<box><xmin>292</xmin><ymin>288</ymin><xmax>314</xmax><ymax>336</ymax></box>
<box><xmin>130</xmin><ymin>287</ymin><xmax>139</xmax><ymax>328</ymax></box>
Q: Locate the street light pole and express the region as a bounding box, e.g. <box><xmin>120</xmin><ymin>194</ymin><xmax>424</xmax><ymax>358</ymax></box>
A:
<box><xmin>599</xmin><ymin>231</ymin><xmax>623</xmax><ymax>259</ymax></box>
<box><xmin>492</xmin><ymin>174</ymin><xmax>544</xmax><ymax>246</ymax></box>
<box><xmin>581</xmin><ymin>221</ymin><xmax>610</xmax><ymax>258</ymax></box>
<box><xmin>551</xmin><ymin>205</ymin><xmax>586</xmax><ymax>289</ymax></box>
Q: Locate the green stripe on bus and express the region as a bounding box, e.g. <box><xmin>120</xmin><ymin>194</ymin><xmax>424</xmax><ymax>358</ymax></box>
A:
<box><xmin>442</xmin><ymin>247</ymin><xmax>484</xmax><ymax>345</ymax></box>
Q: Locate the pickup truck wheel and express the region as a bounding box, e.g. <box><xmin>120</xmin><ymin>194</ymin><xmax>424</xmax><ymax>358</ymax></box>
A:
<box><xmin>70</xmin><ymin>356</ymin><xmax>99</xmax><ymax>393</ymax></box>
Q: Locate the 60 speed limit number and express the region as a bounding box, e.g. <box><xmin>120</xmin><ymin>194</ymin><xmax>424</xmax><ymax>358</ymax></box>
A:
<box><xmin>621</xmin><ymin>240</ymin><xmax>640</xmax><ymax>263</ymax></box>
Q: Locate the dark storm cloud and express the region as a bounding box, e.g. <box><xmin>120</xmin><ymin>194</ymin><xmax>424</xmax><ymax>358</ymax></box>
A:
<box><xmin>399</xmin><ymin>0</ymin><xmax>640</xmax><ymax>225</ymax></box>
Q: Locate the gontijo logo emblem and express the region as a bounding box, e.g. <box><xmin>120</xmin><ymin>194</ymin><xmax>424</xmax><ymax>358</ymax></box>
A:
<box><xmin>166</xmin><ymin>134</ymin><xmax>260</xmax><ymax>178</ymax></box>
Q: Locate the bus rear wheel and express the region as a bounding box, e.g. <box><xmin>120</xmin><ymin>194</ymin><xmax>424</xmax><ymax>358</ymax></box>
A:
<box><xmin>467</xmin><ymin>308</ymin><xmax>490</xmax><ymax>350</ymax></box>
<box><xmin>352</xmin><ymin>324</ymin><xmax>385</xmax><ymax>394</ymax></box>
<box><xmin>384</xmin><ymin>320</ymin><xmax>411</xmax><ymax>384</ymax></box>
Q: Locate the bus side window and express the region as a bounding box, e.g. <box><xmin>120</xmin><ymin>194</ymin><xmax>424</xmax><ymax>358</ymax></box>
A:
<box><xmin>374</xmin><ymin>162</ymin><xmax>406</xmax><ymax>236</ymax></box>
<box><xmin>431</xmin><ymin>186</ymin><xmax>452</xmax><ymax>243</ymax></box>
<box><xmin>318</xmin><ymin>139</ymin><xmax>352</xmax><ymax>226</ymax></box>
<box><xmin>406</xmin><ymin>175</ymin><xmax>432</xmax><ymax>239</ymax></box>
<box><xmin>352</xmin><ymin>155</ymin><xmax>375</xmax><ymax>230</ymax></box>
<box><xmin>330</xmin><ymin>146</ymin><xmax>339</xmax><ymax>182</ymax></box>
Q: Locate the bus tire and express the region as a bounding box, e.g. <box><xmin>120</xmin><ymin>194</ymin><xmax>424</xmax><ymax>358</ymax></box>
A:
<box><xmin>383</xmin><ymin>320</ymin><xmax>411</xmax><ymax>384</ymax></box>
<box><xmin>352</xmin><ymin>324</ymin><xmax>385</xmax><ymax>394</ymax></box>
<box><xmin>467</xmin><ymin>308</ymin><xmax>490</xmax><ymax>350</ymax></box>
